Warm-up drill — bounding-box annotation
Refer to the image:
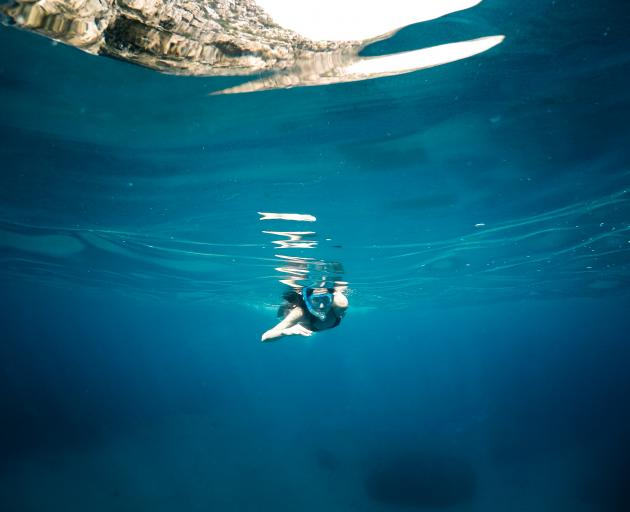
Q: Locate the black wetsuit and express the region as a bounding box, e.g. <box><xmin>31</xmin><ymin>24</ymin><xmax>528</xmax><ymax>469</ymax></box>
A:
<box><xmin>304</xmin><ymin>307</ymin><xmax>342</xmax><ymax>332</ymax></box>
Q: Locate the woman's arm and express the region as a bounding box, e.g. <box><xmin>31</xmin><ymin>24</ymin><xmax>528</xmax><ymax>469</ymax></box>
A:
<box><xmin>261</xmin><ymin>307</ymin><xmax>313</xmax><ymax>342</ymax></box>
<box><xmin>333</xmin><ymin>290</ymin><xmax>348</xmax><ymax>309</ymax></box>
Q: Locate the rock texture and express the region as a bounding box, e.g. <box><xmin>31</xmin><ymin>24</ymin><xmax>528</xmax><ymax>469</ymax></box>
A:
<box><xmin>1</xmin><ymin>0</ymin><xmax>357</xmax><ymax>76</ymax></box>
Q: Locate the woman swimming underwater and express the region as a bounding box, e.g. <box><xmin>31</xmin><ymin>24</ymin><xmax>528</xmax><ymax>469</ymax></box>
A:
<box><xmin>261</xmin><ymin>285</ymin><xmax>348</xmax><ymax>341</ymax></box>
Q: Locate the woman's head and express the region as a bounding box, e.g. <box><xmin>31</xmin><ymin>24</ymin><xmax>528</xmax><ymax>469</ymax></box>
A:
<box><xmin>302</xmin><ymin>287</ymin><xmax>334</xmax><ymax>320</ymax></box>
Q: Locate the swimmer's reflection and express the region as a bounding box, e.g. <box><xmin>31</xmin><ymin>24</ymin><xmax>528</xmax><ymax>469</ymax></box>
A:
<box><xmin>261</xmin><ymin>283</ymin><xmax>349</xmax><ymax>342</ymax></box>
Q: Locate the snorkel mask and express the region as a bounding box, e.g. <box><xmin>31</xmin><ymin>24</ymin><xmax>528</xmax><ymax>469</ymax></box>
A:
<box><xmin>302</xmin><ymin>287</ymin><xmax>334</xmax><ymax>321</ymax></box>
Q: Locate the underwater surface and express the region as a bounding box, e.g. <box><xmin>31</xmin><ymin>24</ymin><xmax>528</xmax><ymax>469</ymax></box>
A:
<box><xmin>1</xmin><ymin>0</ymin><xmax>630</xmax><ymax>510</ymax></box>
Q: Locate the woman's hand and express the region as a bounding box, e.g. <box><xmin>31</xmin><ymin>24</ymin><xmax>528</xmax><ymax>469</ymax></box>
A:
<box><xmin>261</xmin><ymin>307</ymin><xmax>309</xmax><ymax>342</ymax></box>
<box><xmin>281</xmin><ymin>324</ymin><xmax>313</xmax><ymax>337</ymax></box>
<box><xmin>261</xmin><ymin>323</ymin><xmax>312</xmax><ymax>341</ymax></box>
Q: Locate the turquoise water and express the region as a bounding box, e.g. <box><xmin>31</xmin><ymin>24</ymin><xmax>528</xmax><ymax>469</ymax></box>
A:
<box><xmin>1</xmin><ymin>1</ymin><xmax>630</xmax><ymax>511</ymax></box>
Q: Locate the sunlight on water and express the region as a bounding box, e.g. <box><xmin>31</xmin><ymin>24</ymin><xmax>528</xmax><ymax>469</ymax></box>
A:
<box><xmin>255</xmin><ymin>0</ymin><xmax>483</xmax><ymax>41</ymax></box>
<box><xmin>259</xmin><ymin>212</ymin><xmax>317</xmax><ymax>222</ymax></box>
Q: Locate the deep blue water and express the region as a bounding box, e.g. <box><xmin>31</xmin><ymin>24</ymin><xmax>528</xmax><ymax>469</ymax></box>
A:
<box><xmin>1</xmin><ymin>0</ymin><xmax>630</xmax><ymax>510</ymax></box>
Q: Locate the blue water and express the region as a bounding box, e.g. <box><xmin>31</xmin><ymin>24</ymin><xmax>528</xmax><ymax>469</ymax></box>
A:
<box><xmin>1</xmin><ymin>0</ymin><xmax>630</xmax><ymax>510</ymax></box>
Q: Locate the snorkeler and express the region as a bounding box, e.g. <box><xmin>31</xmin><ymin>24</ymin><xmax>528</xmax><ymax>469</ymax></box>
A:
<box><xmin>261</xmin><ymin>285</ymin><xmax>348</xmax><ymax>342</ymax></box>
